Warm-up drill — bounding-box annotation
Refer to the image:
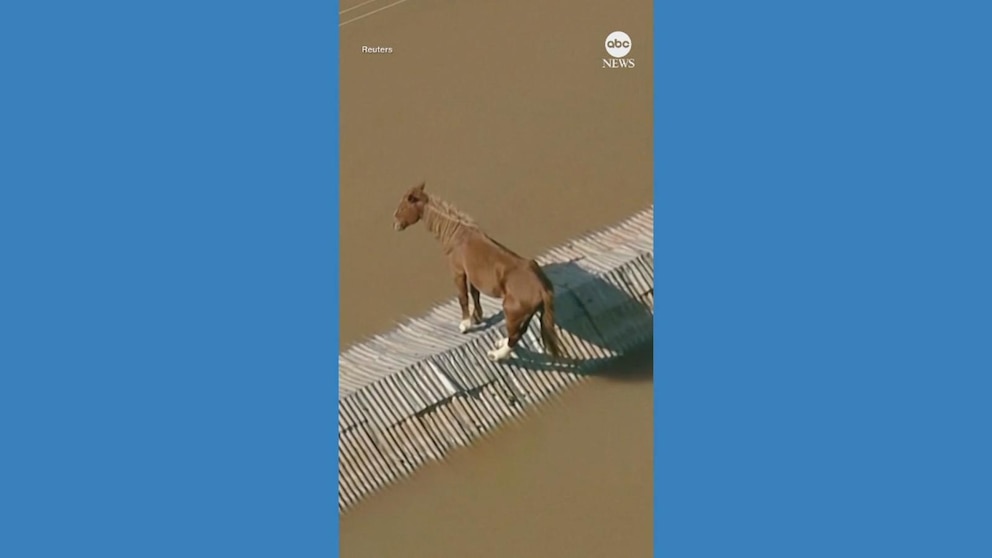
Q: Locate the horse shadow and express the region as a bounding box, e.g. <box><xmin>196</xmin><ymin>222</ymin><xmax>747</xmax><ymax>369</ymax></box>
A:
<box><xmin>469</xmin><ymin>259</ymin><xmax>654</xmax><ymax>380</ymax></box>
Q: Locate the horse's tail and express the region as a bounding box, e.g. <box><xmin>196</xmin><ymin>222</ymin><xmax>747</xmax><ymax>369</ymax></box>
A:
<box><xmin>530</xmin><ymin>261</ymin><xmax>563</xmax><ymax>359</ymax></box>
<box><xmin>539</xmin><ymin>289</ymin><xmax>563</xmax><ymax>358</ymax></box>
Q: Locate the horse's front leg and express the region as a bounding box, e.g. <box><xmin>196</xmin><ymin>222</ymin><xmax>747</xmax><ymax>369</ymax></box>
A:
<box><xmin>454</xmin><ymin>272</ymin><xmax>473</xmax><ymax>333</ymax></box>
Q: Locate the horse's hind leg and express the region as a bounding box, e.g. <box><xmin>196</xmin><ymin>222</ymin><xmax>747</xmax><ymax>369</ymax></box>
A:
<box><xmin>469</xmin><ymin>284</ymin><xmax>483</xmax><ymax>324</ymax></box>
<box><xmin>488</xmin><ymin>318</ymin><xmax>516</xmax><ymax>362</ymax></box>
<box><xmin>488</xmin><ymin>303</ymin><xmax>533</xmax><ymax>362</ymax></box>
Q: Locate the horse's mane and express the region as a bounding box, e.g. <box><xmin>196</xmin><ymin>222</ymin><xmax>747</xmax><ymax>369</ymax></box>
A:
<box><xmin>425</xmin><ymin>195</ymin><xmax>478</xmax><ymax>229</ymax></box>
<box><xmin>422</xmin><ymin>193</ymin><xmax>526</xmax><ymax>258</ymax></box>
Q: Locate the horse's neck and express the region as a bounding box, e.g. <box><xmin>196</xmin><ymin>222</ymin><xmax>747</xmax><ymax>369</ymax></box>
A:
<box><xmin>423</xmin><ymin>201</ymin><xmax>472</xmax><ymax>248</ymax></box>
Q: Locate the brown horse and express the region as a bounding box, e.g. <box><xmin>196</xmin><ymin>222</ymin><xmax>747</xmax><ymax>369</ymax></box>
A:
<box><xmin>392</xmin><ymin>181</ymin><xmax>562</xmax><ymax>362</ymax></box>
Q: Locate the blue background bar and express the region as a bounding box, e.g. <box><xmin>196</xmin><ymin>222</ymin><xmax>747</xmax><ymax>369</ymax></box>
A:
<box><xmin>656</xmin><ymin>1</ymin><xmax>991</xmax><ymax>556</ymax></box>
<box><xmin>1</xmin><ymin>1</ymin><xmax>339</xmax><ymax>556</ymax></box>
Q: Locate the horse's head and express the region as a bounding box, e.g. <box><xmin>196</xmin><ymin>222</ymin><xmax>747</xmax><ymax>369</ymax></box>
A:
<box><xmin>393</xmin><ymin>181</ymin><xmax>428</xmax><ymax>231</ymax></box>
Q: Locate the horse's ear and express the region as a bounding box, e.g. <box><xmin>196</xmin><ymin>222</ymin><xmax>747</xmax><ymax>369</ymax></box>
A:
<box><xmin>415</xmin><ymin>181</ymin><xmax>425</xmax><ymax>192</ymax></box>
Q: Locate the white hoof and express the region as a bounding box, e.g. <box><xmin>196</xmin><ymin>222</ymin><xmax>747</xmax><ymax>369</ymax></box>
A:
<box><xmin>459</xmin><ymin>319</ymin><xmax>472</xmax><ymax>333</ymax></box>
<box><xmin>487</xmin><ymin>344</ymin><xmax>513</xmax><ymax>362</ymax></box>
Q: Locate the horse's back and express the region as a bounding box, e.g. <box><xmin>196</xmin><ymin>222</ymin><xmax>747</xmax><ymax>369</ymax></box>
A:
<box><xmin>453</xmin><ymin>230</ymin><xmax>535</xmax><ymax>296</ymax></box>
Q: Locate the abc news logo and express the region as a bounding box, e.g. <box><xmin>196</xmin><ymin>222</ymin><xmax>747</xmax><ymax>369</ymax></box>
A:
<box><xmin>603</xmin><ymin>31</ymin><xmax>635</xmax><ymax>69</ymax></box>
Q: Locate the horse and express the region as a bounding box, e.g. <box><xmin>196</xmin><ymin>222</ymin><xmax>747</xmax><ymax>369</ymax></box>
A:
<box><xmin>392</xmin><ymin>181</ymin><xmax>563</xmax><ymax>362</ymax></box>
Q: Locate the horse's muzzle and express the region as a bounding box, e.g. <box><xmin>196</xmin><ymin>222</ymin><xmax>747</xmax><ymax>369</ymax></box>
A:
<box><xmin>393</xmin><ymin>221</ymin><xmax>406</xmax><ymax>231</ymax></box>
